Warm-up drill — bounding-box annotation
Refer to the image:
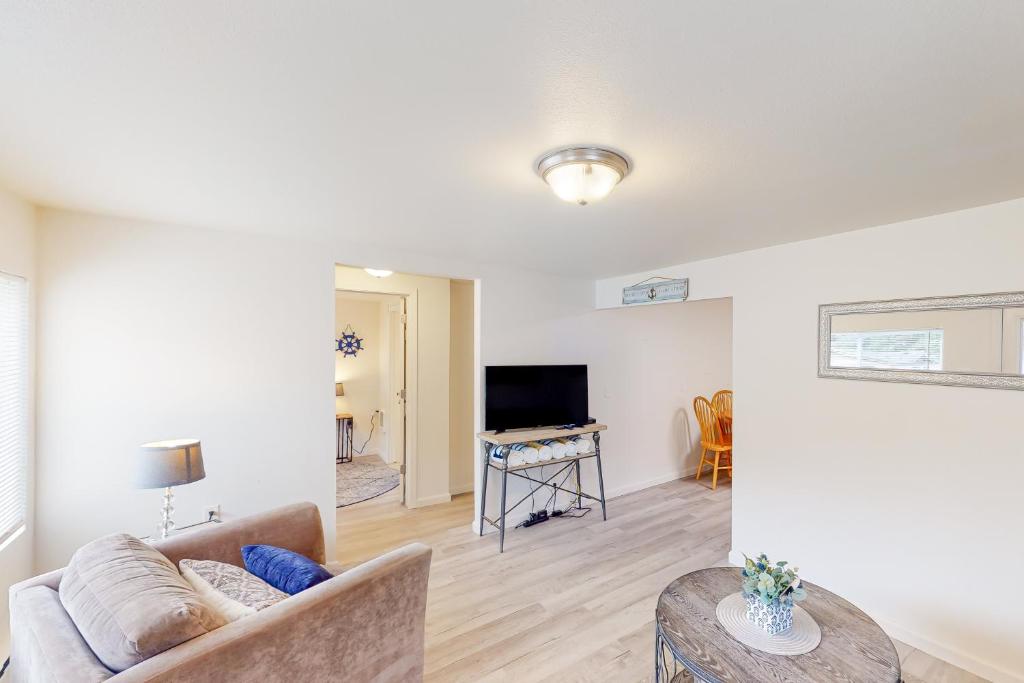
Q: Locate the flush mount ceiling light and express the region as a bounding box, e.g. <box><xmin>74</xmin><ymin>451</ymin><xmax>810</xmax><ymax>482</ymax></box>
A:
<box><xmin>536</xmin><ymin>147</ymin><xmax>630</xmax><ymax>205</ymax></box>
<box><xmin>364</xmin><ymin>268</ymin><xmax>393</xmax><ymax>278</ymax></box>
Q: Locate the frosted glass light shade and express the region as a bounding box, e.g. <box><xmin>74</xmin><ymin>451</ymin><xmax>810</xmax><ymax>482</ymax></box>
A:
<box><xmin>364</xmin><ymin>268</ymin><xmax>393</xmax><ymax>278</ymax></box>
<box><xmin>544</xmin><ymin>163</ymin><xmax>622</xmax><ymax>205</ymax></box>
<box><xmin>537</xmin><ymin>147</ymin><xmax>630</xmax><ymax>205</ymax></box>
<box><xmin>135</xmin><ymin>439</ymin><xmax>205</xmax><ymax>489</ymax></box>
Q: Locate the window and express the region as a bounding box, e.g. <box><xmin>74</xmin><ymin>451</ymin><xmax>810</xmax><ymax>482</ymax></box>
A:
<box><xmin>830</xmin><ymin>329</ymin><xmax>944</xmax><ymax>371</ymax></box>
<box><xmin>0</xmin><ymin>271</ymin><xmax>28</xmax><ymax>547</ymax></box>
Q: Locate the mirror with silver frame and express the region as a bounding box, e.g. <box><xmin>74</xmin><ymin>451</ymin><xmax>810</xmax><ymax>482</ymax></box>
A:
<box><xmin>818</xmin><ymin>291</ymin><xmax>1024</xmax><ymax>390</ymax></box>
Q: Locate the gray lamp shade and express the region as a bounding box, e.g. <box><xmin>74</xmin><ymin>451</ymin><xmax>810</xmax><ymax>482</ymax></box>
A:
<box><xmin>335</xmin><ymin>382</ymin><xmax>344</xmax><ymax>397</ymax></box>
<box><xmin>135</xmin><ymin>439</ymin><xmax>206</xmax><ymax>489</ymax></box>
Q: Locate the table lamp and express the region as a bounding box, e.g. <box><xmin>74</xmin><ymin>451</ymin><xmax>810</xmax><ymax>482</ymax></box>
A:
<box><xmin>135</xmin><ymin>439</ymin><xmax>205</xmax><ymax>539</ymax></box>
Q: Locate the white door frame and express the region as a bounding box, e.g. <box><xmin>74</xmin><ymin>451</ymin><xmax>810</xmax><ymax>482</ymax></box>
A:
<box><xmin>383</xmin><ymin>300</ymin><xmax>405</xmax><ymax>468</ymax></box>
<box><xmin>403</xmin><ymin>289</ymin><xmax>419</xmax><ymax>507</ymax></box>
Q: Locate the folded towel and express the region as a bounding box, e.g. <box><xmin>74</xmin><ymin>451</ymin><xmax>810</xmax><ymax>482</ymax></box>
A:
<box><xmin>540</xmin><ymin>439</ymin><xmax>567</xmax><ymax>459</ymax></box>
<box><xmin>574</xmin><ymin>436</ymin><xmax>594</xmax><ymax>454</ymax></box>
<box><xmin>510</xmin><ymin>443</ymin><xmax>539</xmax><ymax>464</ymax></box>
<box><xmin>529</xmin><ymin>441</ymin><xmax>553</xmax><ymax>461</ymax></box>
<box><xmin>491</xmin><ymin>445</ymin><xmax>526</xmax><ymax>467</ymax></box>
<box><xmin>556</xmin><ymin>438</ymin><xmax>578</xmax><ymax>457</ymax></box>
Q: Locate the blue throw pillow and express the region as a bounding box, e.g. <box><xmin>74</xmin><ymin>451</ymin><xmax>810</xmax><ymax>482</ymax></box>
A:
<box><xmin>241</xmin><ymin>545</ymin><xmax>333</xmax><ymax>595</ymax></box>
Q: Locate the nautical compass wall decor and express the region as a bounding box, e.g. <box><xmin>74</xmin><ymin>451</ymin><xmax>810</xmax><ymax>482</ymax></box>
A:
<box><xmin>336</xmin><ymin>324</ymin><xmax>364</xmax><ymax>357</ymax></box>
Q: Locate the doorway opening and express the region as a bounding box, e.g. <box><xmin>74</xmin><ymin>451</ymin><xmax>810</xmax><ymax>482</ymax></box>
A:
<box><xmin>334</xmin><ymin>290</ymin><xmax>407</xmax><ymax>507</ymax></box>
<box><xmin>333</xmin><ymin>265</ymin><xmax>476</xmax><ymax>567</ymax></box>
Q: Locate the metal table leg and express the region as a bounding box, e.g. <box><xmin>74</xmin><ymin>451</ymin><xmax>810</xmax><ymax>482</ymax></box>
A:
<box><xmin>346</xmin><ymin>417</ymin><xmax>353</xmax><ymax>461</ymax></box>
<box><xmin>498</xmin><ymin>463</ymin><xmax>509</xmax><ymax>553</ymax></box>
<box><xmin>336</xmin><ymin>417</ymin><xmax>341</xmax><ymax>463</ymax></box>
<box><xmin>478</xmin><ymin>444</ymin><xmax>490</xmax><ymax>536</ymax></box>
<box><xmin>338</xmin><ymin>416</ymin><xmax>353</xmax><ymax>464</ymax></box>
<box><xmin>655</xmin><ymin>626</ymin><xmax>663</xmax><ymax>682</ymax></box>
<box><xmin>594</xmin><ymin>432</ymin><xmax>607</xmax><ymax>521</ymax></box>
<box><xmin>655</xmin><ymin>622</ymin><xmax>692</xmax><ymax>682</ymax></box>
<box><xmin>574</xmin><ymin>459</ymin><xmax>583</xmax><ymax>509</ymax></box>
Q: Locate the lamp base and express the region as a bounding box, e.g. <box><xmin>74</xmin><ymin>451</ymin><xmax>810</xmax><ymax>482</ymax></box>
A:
<box><xmin>159</xmin><ymin>486</ymin><xmax>176</xmax><ymax>539</ymax></box>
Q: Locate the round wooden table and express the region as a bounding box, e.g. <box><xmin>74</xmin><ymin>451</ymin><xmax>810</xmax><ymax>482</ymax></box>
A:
<box><xmin>655</xmin><ymin>568</ymin><xmax>900</xmax><ymax>682</ymax></box>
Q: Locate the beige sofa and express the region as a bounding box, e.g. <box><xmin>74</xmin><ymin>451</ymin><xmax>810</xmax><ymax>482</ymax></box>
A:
<box><xmin>8</xmin><ymin>502</ymin><xmax>432</xmax><ymax>682</ymax></box>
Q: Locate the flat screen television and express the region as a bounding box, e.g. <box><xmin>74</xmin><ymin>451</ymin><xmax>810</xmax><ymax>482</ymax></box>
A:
<box><xmin>485</xmin><ymin>364</ymin><xmax>588</xmax><ymax>432</ymax></box>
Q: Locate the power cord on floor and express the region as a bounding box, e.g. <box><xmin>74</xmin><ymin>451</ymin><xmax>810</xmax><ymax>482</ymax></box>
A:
<box><xmin>515</xmin><ymin>464</ymin><xmax>549</xmax><ymax>528</ymax></box>
<box><xmin>553</xmin><ymin>505</ymin><xmax>592</xmax><ymax>519</ymax></box>
<box><xmin>516</xmin><ymin>465</ymin><xmax>592</xmax><ymax>529</ymax></box>
<box><xmin>1</xmin><ymin>656</ymin><xmax>10</xmax><ymax>679</ymax></box>
<box><xmin>544</xmin><ymin>465</ymin><xmax>578</xmax><ymax>511</ymax></box>
<box><xmin>353</xmin><ymin>412</ymin><xmax>378</xmax><ymax>455</ymax></box>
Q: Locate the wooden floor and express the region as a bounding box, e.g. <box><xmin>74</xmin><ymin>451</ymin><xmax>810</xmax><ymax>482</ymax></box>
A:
<box><xmin>335</xmin><ymin>478</ymin><xmax>988</xmax><ymax>683</ymax></box>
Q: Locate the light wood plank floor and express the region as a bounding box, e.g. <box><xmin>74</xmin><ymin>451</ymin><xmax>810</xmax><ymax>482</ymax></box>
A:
<box><xmin>335</xmin><ymin>478</ymin><xmax>988</xmax><ymax>682</ymax></box>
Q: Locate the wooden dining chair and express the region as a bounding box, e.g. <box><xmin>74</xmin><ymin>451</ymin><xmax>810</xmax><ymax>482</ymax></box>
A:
<box><xmin>693</xmin><ymin>396</ymin><xmax>732</xmax><ymax>490</ymax></box>
<box><xmin>711</xmin><ymin>389</ymin><xmax>732</xmax><ymax>419</ymax></box>
<box><xmin>712</xmin><ymin>389</ymin><xmax>733</xmax><ymax>437</ymax></box>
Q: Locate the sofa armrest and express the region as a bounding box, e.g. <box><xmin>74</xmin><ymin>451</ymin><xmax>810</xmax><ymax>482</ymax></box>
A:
<box><xmin>9</xmin><ymin>566</ymin><xmax>64</xmax><ymax>594</ymax></box>
<box><xmin>9</xmin><ymin>585</ymin><xmax>114</xmax><ymax>683</ymax></box>
<box><xmin>108</xmin><ymin>543</ymin><xmax>432</xmax><ymax>683</ymax></box>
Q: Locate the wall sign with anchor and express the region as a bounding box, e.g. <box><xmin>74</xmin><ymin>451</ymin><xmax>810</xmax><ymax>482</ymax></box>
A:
<box><xmin>622</xmin><ymin>276</ymin><xmax>689</xmax><ymax>305</ymax></box>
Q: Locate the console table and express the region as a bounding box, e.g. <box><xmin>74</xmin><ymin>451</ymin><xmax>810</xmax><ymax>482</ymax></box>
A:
<box><xmin>476</xmin><ymin>423</ymin><xmax>607</xmax><ymax>553</ymax></box>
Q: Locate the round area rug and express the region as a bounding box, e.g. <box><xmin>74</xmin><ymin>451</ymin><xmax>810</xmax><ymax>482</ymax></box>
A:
<box><xmin>336</xmin><ymin>459</ymin><xmax>401</xmax><ymax>508</ymax></box>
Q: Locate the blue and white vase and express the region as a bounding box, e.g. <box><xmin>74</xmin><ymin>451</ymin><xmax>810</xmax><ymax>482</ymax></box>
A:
<box><xmin>745</xmin><ymin>592</ymin><xmax>793</xmax><ymax>635</ymax></box>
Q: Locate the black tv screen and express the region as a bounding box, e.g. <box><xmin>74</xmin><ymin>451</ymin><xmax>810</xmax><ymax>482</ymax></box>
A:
<box><xmin>485</xmin><ymin>365</ymin><xmax>588</xmax><ymax>431</ymax></box>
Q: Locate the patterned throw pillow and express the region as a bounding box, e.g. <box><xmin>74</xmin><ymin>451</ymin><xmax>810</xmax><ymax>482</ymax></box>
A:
<box><xmin>179</xmin><ymin>559</ymin><xmax>288</xmax><ymax>622</ymax></box>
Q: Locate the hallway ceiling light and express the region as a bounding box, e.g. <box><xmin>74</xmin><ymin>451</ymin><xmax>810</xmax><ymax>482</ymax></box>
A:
<box><xmin>364</xmin><ymin>268</ymin><xmax>393</xmax><ymax>278</ymax></box>
<box><xmin>536</xmin><ymin>147</ymin><xmax>630</xmax><ymax>205</ymax></box>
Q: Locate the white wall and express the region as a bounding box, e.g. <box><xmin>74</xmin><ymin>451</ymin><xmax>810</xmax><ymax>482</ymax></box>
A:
<box><xmin>34</xmin><ymin>209</ymin><xmax>336</xmax><ymax>571</ymax></box>
<box><xmin>449</xmin><ymin>279</ymin><xmax>475</xmax><ymax>495</ymax></box>
<box><xmin>595</xmin><ymin>197</ymin><xmax>1024</xmax><ymax>683</ymax></box>
<box><xmin>589</xmin><ymin>298</ymin><xmax>732</xmax><ymax>488</ymax></box>
<box><xmin>474</xmin><ymin>275</ymin><xmax>733</xmax><ymax>531</ymax></box>
<box><xmin>334</xmin><ymin>294</ymin><xmax>383</xmax><ymax>456</ymax></box>
<box><xmin>0</xmin><ymin>188</ymin><xmax>35</xmax><ymax>654</ymax></box>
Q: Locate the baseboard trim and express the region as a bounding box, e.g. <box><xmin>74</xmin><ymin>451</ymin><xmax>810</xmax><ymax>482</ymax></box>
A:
<box><xmin>606</xmin><ymin>470</ymin><xmax>691</xmax><ymax>500</ymax></box>
<box><xmin>725</xmin><ymin>549</ymin><xmax>1021</xmax><ymax>682</ymax></box>
<box><xmin>408</xmin><ymin>493</ymin><xmax>452</xmax><ymax>509</ymax></box>
<box><xmin>449</xmin><ymin>482</ymin><xmax>474</xmax><ymax>496</ymax></box>
<box><xmin>873</xmin><ymin>616</ymin><xmax>1022</xmax><ymax>683</ymax></box>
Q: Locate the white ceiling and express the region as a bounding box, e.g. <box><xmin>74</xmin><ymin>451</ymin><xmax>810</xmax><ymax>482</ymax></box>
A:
<box><xmin>2</xmin><ymin>2</ymin><xmax>1024</xmax><ymax>277</ymax></box>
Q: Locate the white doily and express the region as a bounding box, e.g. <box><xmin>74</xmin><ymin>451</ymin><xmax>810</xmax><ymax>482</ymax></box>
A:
<box><xmin>715</xmin><ymin>592</ymin><xmax>821</xmax><ymax>656</ymax></box>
